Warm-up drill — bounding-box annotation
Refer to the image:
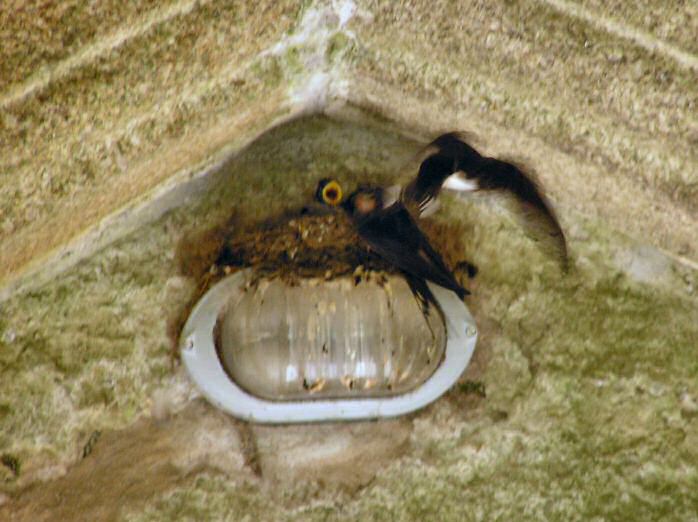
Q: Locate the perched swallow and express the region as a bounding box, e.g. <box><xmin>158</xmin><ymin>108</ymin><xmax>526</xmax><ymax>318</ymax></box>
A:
<box><xmin>393</xmin><ymin>132</ymin><xmax>568</xmax><ymax>268</ymax></box>
<box><xmin>316</xmin><ymin>179</ymin><xmax>469</xmax><ymax>310</ymax></box>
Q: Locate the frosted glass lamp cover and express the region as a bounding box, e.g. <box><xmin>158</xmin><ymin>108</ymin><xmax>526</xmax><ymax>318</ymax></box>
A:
<box><xmin>217</xmin><ymin>277</ymin><xmax>446</xmax><ymax>401</ymax></box>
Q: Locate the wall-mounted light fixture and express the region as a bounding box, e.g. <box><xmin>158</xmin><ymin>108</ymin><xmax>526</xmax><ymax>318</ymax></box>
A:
<box><xmin>180</xmin><ymin>270</ymin><xmax>477</xmax><ymax>423</ymax></box>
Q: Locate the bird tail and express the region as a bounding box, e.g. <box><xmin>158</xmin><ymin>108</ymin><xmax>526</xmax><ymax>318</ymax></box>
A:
<box><xmin>405</xmin><ymin>274</ymin><xmax>438</xmax><ymax>315</ymax></box>
<box><xmin>405</xmin><ymin>273</ymin><xmax>468</xmax><ymax>318</ymax></box>
<box><xmin>453</xmin><ymin>285</ymin><xmax>469</xmax><ymax>300</ymax></box>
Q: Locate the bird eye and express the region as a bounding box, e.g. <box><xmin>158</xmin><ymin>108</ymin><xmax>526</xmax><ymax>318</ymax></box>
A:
<box><xmin>321</xmin><ymin>180</ymin><xmax>343</xmax><ymax>206</ymax></box>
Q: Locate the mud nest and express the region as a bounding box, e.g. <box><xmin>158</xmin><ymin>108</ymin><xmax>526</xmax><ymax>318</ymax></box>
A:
<box><xmin>170</xmin><ymin>204</ymin><xmax>472</xmax><ymax>352</ymax></box>
<box><xmin>178</xmin><ymin>204</ymin><xmax>471</xmax><ymax>288</ymax></box>
<box><xmin>217</xmin><ymin>208</ymin><xmax>399</xmax><ymax>283</ymax></box>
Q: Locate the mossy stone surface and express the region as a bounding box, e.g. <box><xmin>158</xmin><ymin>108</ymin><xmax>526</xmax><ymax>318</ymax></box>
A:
<box><xmin>1</xmin><ymin>0</ymin><xmax>697</xmax><ymax>519</ymax></box>
<box><xmin>2</xmin><ymin>115</ymin><xmax>697</xmax><ymax>521</ymax></box>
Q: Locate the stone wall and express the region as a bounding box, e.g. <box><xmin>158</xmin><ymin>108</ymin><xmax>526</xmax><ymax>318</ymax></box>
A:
<box><xmin>1</xmin><ymin>1</ymin><xmax>696</xmax><ymax>520</ymax></box>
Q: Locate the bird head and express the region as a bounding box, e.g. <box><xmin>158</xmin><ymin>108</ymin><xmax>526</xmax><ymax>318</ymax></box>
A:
<box><xmin>315</xmin><ymin>179</ymin><xmax>385</xmax><ymax>221</ymax></box>
<box><xmin>342</xmin><ymin>185</ymin><xmax>384</xmax><ymax>220</ymax></box>
<box><xmin>315</xmin><ymin>178</ymin><xmax>344</xmax><ymax>207</ymax></box>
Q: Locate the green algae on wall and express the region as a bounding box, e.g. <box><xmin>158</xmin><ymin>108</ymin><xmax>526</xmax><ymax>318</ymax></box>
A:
<box><xmin>0</xmin><ymin>116</ymin><xmax>415</xmax><ymax>486</ymax></box>
<box><xmin>2</xmin><ymin>116</ymin><xmax>697</xmax><ymax>520</ymax></box>
<box><xmin>121</xmin><ymin>201</ymin><xmax>698</xmax><ymax>522</ymax></box>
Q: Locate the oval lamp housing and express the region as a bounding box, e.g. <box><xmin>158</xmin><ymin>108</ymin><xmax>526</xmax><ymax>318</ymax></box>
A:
<box><xmin>180</xmin><ymin>270</ymin><xmax>477</xmax><ymax>423</ymax></box>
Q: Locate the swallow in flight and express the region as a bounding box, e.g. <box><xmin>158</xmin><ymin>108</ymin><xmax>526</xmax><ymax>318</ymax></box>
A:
<box><xmin>395</xmin><ymin>132</ymin><xmax>568</xmax><ymax>268</ymax></box>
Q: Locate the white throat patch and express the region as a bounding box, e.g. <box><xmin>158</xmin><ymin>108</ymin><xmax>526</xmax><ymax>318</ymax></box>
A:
<box><xmin>442</xmin><ymin>172</ymin><xmax>479</xmax><ymax>192</ymax></box>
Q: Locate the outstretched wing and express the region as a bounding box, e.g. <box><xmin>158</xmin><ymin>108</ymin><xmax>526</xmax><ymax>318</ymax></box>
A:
<box><xmin>474</xmin><ymin>157</ymin><xmax>568</xmax><ymax>269</ymax></box>
<box><xmin>357</xmin><ymin>203</ymin><xmax>468</xmax><ymax>299</ymax></box>
<box><xmin>404</xmin><ymin>132</ymin><xmax>568</xmax><ymax>268</ymax></box>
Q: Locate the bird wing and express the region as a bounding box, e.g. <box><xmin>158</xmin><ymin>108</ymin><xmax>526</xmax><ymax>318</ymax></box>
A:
<box><xmin>403</xmin><ymin>132</ymin><xmax>568</xmax><ymax>268</ymax></box>
<box><xmin>474</xmin><ymin>157</ymin><xmax>568</xmax><ymax>269</ymax></box>
<box><xmin>357</xmin><ymin>204</ymin><xmax>468</xmax><ymax>298</ymax></box>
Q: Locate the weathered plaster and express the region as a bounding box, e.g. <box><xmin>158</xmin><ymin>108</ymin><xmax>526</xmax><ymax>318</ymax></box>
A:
<box><xmin>1</xmin><ymin>0</ymin><xmax>696</xmax><ymax>520</ymax></box>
